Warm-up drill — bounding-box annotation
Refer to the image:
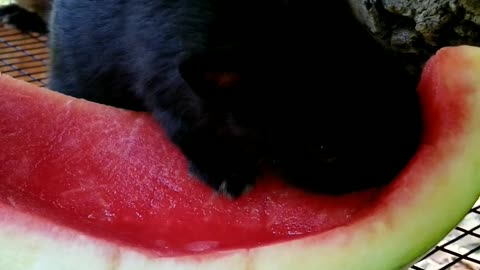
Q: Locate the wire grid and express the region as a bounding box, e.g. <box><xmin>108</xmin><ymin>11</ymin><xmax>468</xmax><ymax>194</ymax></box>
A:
<box><xmin>0</xmin><ymin>24</ymin><xmax>48</xmax><ymax>87</ymax></box>
<box><xmin>0</xmin><ymin>20</ymin><xmax>479</xmax><ymax>270</ymax></box>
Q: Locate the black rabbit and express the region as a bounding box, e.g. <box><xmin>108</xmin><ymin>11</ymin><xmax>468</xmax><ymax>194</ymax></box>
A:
<box><xmin>47</xmin><ymin>0</ymin><xmax>422</xmax><ymax>198</ymax></box>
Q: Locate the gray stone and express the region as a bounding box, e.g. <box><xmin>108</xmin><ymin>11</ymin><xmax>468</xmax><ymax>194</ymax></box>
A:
<box><xmin>348</xmin><ymin>0</ymin><xmax>480</xmax><ymax>77</ymax></box>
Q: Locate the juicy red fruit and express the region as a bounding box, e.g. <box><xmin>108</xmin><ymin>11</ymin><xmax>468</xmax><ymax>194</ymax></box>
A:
<box><xmin>0</xmin><ymin>79</ymin><xmax>383</xmax><ymax>257</ymax></box>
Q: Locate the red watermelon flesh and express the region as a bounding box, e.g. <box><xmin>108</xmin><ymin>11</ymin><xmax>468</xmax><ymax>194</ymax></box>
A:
<box><xmin>0</xmin><ymin>45</ymin><xmax>480</xmax><ymax>270</ymax></box>
<box><xmin>0</xmin><ymin>72</ymin><xmax>381</xmax><ymax>256</ymax></box>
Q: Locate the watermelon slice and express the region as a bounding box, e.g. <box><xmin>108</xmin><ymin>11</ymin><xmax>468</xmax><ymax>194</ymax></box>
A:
<box><xmin>1</xmin><ymin>45</ymin><xmax>480</xmax><ymax>270</ymax></box>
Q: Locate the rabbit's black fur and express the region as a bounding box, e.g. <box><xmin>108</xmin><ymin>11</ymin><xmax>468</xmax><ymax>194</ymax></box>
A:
<box><xmin>47</xmin><ymin>0</ymin><xmax>422</xmax><ymax>197</ymax></box>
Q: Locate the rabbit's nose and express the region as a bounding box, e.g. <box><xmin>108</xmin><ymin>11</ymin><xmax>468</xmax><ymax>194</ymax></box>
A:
<box><xmin>179</xmin><ymin>51</ymin><xmax>244</xmax><ymax>101</ymax></box>
<box><xmin>202</xmin><ymin>71</ymin><xmax>240</xmax><ymax>90</ymax></box>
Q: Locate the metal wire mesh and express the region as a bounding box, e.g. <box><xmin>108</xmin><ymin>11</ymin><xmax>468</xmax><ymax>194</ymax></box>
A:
<box><xmin>0</xmin><ymin>17</ymin><xmax>479</xmax><ymax>270</ymax></box>
<box><xmin>0</xmin><ymin>25</ymin><xmax>48</xmax><ymax>87</ymax></box>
